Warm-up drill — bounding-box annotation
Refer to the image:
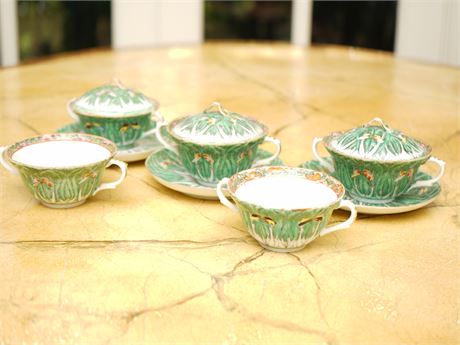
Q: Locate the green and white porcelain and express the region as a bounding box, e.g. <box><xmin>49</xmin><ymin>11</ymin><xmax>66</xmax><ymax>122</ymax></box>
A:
<box><xmin>312</xmin><ymin>118</ymin><xmax>445</xmax><ymax>203</ymax></box>
<box><xmin>145</xmin><ymin>148</ymin><xmax>283</xmax><ymax>200</ymax></box>
<box><xmin>67</xmin><ymin>78</ymin><xmax>163</xmax><ymax>148</ymax></box>
<box><xmin>300</xmin><ymin>157</ymin><xmax>441</xmax><ymax>214</ymax></box>
<box><xmin>57</xmin><ymin>121</ymin><xmax>163</xmax><ymax>163</ymax></box>
<box><xmin>0</xmin><ymin>133</ymin><xmax>127</xmax><ymax>208</ymax></box>
<box><xmin>217</xmin><ymin>166</ymin><xmax>357</xmax><ymax>252</ymax></box>
<box><xmin>155</xmin><ymin>102</ymin><xmax>281</xmax><ymax>187</ymax></box>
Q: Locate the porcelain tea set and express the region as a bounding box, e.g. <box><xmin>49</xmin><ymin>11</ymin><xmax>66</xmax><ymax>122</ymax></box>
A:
<box><xmin>0</xmin><ymin>80</ymin><xmax>446</xmax><ymax>252</ymax></box>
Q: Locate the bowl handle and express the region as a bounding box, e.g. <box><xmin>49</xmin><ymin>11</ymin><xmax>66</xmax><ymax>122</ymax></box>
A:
<box><xmin>67</xmin><ymin>98</ymin><xmax>80</xmax><ymax>122</ymax></box>
<box><xmin>320</xmin><ymin>200</ymin><xmax>357</xmax><ymax>237</ymax></box>
<box><xmin>155</xmin><ymin>121</ymin><xmax>179</xmax><ymax>155</ymax></box>
<box><xmin>217</xmin><ymin>178</ymin><xmax>239</xmax><ymax>213</ymax></box>
<box><xmin>140</xmin><ymin>110</ymin><xmax>166</xmax><ymax>138</ymax></box>
<box><xmin>407</xmin><ymin>157</ymin><xmax>446</xmax><ymax>191</ymax></box>
<box><xmin>93</xmin><ymin>159</ymin><xmax>127</xmax><ymax>195</ymax></box>
<box><xmin>0</xmin><ymin>146</ymin><xmax>19</xmax><ymax>174</ymax></box>
<box><xmin>312</xmin><ymin>137</ymin><xmax>334</xmax><ymax>173</ymax></box>
<box><xmin>253</xmin><ymin>136</ymin><xmax>281</xmax><ymax>167</ymax></box>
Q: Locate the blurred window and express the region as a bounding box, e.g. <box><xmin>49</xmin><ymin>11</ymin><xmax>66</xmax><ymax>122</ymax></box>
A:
<box><xmin>18</xmin><ymin>0</ymin><xmax>111</xmax><ymax>62</ymax></box>
<box><xmin>205</xmin><ymin>1</ymin><xmax>292</xmax><ymax>41</ymax></box>
<box><xmin>311</xmin><ymin>0</ymin><xmax>397</xmax><ymax>51</ymax></box>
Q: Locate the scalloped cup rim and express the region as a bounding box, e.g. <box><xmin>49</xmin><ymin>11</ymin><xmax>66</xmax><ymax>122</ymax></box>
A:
<box><xmin>167</xmin><ymin>113</ymin><xmax>269</xmax><ymax>146</ymax></box>
<box><xmin>5</xmin><ymin>133</ymin><xmax>117</xmax><ymax>170</ymax></box>
<box><xmin>323</xmin><ymin>131</ymin><xmax>432</xmax><ymax>163</ymax></box>
<box><xmin>69</xmin><ymin>98</ymin><xmax>160</xmax><ymax>118</ymax></box>
<box><xmin>226</xmin><ymin>166</ymin><xmax>345</xmax><ymax>212</ymax></box>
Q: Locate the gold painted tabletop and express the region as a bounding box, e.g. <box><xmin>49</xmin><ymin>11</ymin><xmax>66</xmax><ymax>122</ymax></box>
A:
<box><xmin>0</xmin><ymin>43</ymin><xmax>459</xmax><ymax>345</ymax></box>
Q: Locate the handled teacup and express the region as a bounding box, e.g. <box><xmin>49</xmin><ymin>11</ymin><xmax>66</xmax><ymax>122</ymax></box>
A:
<box><xmin>155</xmin><ymin>102</ymin><xmax>281</xmax><ymax>187</ymax></box>
<box><xmin>217</xmin><ymin>166</ymin><xmax>357</xmax><ymax>252</ymax></box>
<box><xmin>312</xmin><ymin>118</ymin><xmax>445</xmax><ymax>203</ymax></box>
<box><xmin>0</xmin><ymin>133</ymin><xmax>127</xmax><ymax>208</ymax></box>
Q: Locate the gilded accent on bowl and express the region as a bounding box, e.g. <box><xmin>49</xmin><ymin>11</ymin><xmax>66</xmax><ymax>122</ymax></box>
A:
<box><xmin>145</xmin><ymin>148</ymin><xmax>283</xmax><ymax>187</ymax></box>
<box><xmin>237</xmin><ymin>199</ymin><xmax>335</xmax><ymax>251</ymax></box>
<box><xmin>18</xmin><ymin>162</ymin><xmax>107</xmax><ymax>205</ymax></box>
<box><xmin>76</xmin><ymin>113</ymin><xmax>154</xmax><ymax>148</ymax></box>
<box><xmin>56</xmin><ymin>121</ymin><xmax>163</xmax><ymax>162</ymax></box>
<box><xmin>176</xmin><ymin>138</ymin><xmax>264</xmax><ymax>186</ymax></box>
<box><xmin>330</xmin><ymin>152</ymin><xmax>427</xmax><ymax>201</ymax></box>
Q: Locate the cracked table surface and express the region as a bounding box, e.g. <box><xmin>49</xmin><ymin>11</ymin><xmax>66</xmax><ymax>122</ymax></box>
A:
<box><xmin>0</xmin><ymin>43</ymin><xmax>459</xmax><ymax>345</ymax></box>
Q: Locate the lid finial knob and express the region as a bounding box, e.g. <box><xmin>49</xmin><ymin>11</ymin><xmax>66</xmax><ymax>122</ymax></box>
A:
<box><xmin>203</xmin><ymin>101</ymin><xmax>230</xmax><ymax>116</ymax></box>
<box><xmin>366</xmin><ymin>117</ymin><xmax>392</xmax><ymax>132</ymax></box>
<box><xmin>112</xmin><ymin>77</ymin><xmax>126</xmax><ymax>89</ymax></box>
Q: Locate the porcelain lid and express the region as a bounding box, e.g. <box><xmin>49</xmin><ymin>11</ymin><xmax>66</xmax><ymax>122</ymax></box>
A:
<box><xmin>70</xmin><ymin>78</ymin><xmax>158</xmax><ymax>117</ymax></box>
<box><xmin>169</xmin><ymin>102</ymin><xmax>267</xmax><ymax>145</ymax></box>
<box><xmin>324</xmin><ymin>118</ymin><xmax>431</xmax><ymax>162</ymax></box>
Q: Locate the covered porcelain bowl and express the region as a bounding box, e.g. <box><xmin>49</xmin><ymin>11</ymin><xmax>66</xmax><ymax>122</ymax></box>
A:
<box><xmin>320</xmin><ymin>118</ymin><xmax>431</xmax><ymax>162</ymax></box>
<box><xmin>68</xmin><ymin>78</ymin><xmax>159</xmax><ymax>118</ymax></box>
<box><xmin>155</xmin><ymin>102</ymin><xmax>281</xmax><ymax>187</ymax></box>
<box><xmin>312</xmin><ymin>118</ymin><xmax>445</xmax><ymax>202</ymax></box>
<box><xmin>67</xmin><ymin>79</ymin><xmax>163</xmax><ymax>148</ymax></box>
<box><xmin>167</xmin><ymin>102</ymin><xmax>268</xmax><ymax>145</ymax></box>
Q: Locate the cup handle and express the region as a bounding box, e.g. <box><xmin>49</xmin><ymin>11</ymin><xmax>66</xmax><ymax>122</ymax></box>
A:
<box><xmin>312</xmin><ymin>137</ymin><xmax>334</xmax><ymax>173</ymax></box>
<box><xmin>155</xmin><ymin>121</ymin><xmax>179</xmax><ymax>155</ymax></box>
<box><xmin>320</xmin><ymin>200</ymin><xmax>357</xmax><ymax>237</ymax></box>
<box><xmin>93</xmin><ymin>159</ymin><xmax>127</xmax><ymax>195</ymax></box>
<box><xmin>407</xmin><ymin>157</ymin><xmax>446</xmax><ymax>192</ymax></box>
<box><xmin>252</xmin><ymin>136</ymin><xmax>281</xmax><ymax>167</ymax></box>
<box><xmin>0</xmin><ymin>146</ymin><xmax>19</xmax><ymax>175</ymax></box>
<box><xmin>217</xmin><ymin>178</ymin><xmax>239</xmax><ymax>213</ymax></box>
<box><xmin>67</xmin><ymin>98</ymin><xmax>80</xmax><ymax>122</ymax></box>
<box><xmin>140</xmin><ymin>110</ymin><xmax>166</xmax><ymax>138</ymax></box>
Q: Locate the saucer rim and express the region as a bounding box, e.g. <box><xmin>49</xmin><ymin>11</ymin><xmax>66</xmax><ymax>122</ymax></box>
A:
<box><xmin>145</xmin><ymin>148</ymin><xmax>283</xmax><ymax>200</ymax></box>
<box><xmin>151</xmin><ymin>174</ymin><xmax>227</xmax><ymax>200</ymax></box>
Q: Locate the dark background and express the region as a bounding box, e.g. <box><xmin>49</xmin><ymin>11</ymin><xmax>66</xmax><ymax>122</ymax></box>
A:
<box><xmin>18</xmin><ymin>1</ymin><xmax>111</xmax><ymax>60</ymax></box>
<box><xmin>18</xmin><ymin>0</ymin><xmax>397</xmax><ymax>62</ymax></box>
<box><xmin>311</xmin><ymin>1</ymin><xmax>397</xmax><ymax>51</ymax></box>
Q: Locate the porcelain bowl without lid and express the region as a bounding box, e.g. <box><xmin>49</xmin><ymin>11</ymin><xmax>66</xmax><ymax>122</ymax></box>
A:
<box><xmin>217</xmin><ymin>166</ymin><xmax>357</xmax><ymax>253</ymax></box>
<box><xmin>0</xmin><ymin>133</ymin><xmax>127</xmax><ymax>208</ymax></box>
<box><xmin>4</xmin><ymin>133</ymin><xmax>117</xmax><ymax>168</ymax></box>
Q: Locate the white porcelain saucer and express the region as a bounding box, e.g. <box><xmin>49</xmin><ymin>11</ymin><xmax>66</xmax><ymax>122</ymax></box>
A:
<box><xmin>299</xmin><ymin>157</ymin><xmax>441</xmax><ymax>215</ymax></box>
<box><xmin>57</xmin><ymin>123</ymin><xmax>163</xmax><ymax>162</ymax></box>
<box><xmin>146</xmin><ymin>149</ymin><xmax>284</xmax><ymax>200</ymax></box>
